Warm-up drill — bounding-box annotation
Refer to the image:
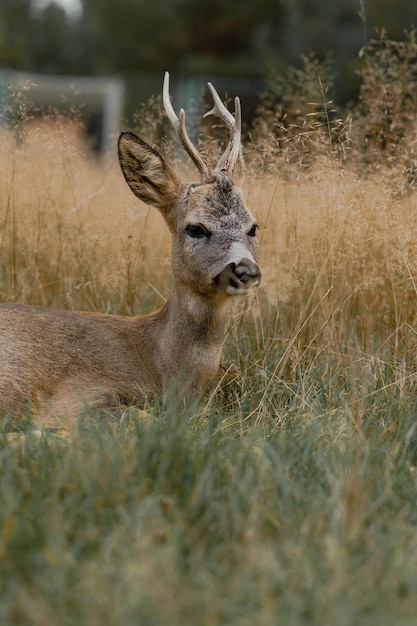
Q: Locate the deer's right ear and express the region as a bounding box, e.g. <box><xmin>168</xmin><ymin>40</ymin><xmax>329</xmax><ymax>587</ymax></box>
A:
<box><xmin>118</xmin><ymin>132</ymin><xmax>181</xmax><ymax>214</ymax></box>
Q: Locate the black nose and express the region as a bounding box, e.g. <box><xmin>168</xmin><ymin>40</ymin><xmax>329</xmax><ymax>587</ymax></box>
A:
<box><xmin>215</xmin><ymin>258</ymin><xmax>262</xmax><ymax>294</ymax></box>
<box><xmin>234</xmin><ymin>259</ymin><xmax>262</xmax><ymax>284</ymax></box>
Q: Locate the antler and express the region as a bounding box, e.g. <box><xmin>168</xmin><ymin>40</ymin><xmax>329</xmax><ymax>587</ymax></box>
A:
<box><xmin>163</xmin><ymin>72</ymin><xmax>242</xmax><ymax>180</ymax></box>
<box><xmin>163</xmin><ymin>72</ymin><xmax>211</xmax><ymax>181</ymax></box>
<box><xmin>204</xmin><ymin>83</ymin><xmax>242</xmax><ymax>175</ymax></box>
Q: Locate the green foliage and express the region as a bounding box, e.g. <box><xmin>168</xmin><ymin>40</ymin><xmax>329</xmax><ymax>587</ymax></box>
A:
<box><xmin>354</xmin><ymin>28</ymin><xmax>417</xmax><ymax>177</ymax></box>
<box><xmin>0</xmin><ymin>0</ymin><xmax>416</xmax><ymax>104</ymax></box>
<box><xmin>251</xmin><ymin>52</ymin><xmax>343</xmax><ymax>171</ymax></box>
<box><xmin>251</xmin><ymin>28</ymin><xmax>417</xmax><ymax>188</ymax></box>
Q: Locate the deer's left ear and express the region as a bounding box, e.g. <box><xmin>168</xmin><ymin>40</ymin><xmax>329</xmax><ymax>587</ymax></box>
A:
<box><xmin>118</xmin><ymin>132</ymin><xmax>182</xmax><ymax>224</ymax></box>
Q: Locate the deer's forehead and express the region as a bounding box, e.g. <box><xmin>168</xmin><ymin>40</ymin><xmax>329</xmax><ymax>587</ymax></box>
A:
<box><xmin>184</xmin><ymin>180</ymin><xmax>253</xmax><ymax>226</ymax></box>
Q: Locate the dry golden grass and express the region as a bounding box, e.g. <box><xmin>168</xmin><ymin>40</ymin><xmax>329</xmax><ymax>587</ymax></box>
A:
<box><xmin>1</xmin><ymin>114</ymin><xmax>417</xmax><ymax>424</ymax></box>
<box><xmin>254</xmin><ymin>159</ymin><xmax>417</xmax><ymax>418</ymax></box>
<box><xmin>4</xmin><ymin>120</ymin><xmax>417</xmax><ymax>304</ymax></box>
<box><xmin>0</xmin><ymin>121</ymin><xmax>172</xmax><ymax>315</ymax></box>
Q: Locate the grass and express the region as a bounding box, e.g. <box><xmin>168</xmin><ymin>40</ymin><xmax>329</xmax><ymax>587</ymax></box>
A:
<box><xmin>2</xmin><ymin>405</ymin><xmax>417</xmax><ymax>625</ymax></box>
<box><xmin>2</xmin><ymin>35</ymin><xmax>417</xmax><ymax>623</ymax></box>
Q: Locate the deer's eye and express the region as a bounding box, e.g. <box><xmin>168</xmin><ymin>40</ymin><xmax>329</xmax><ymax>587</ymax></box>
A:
<box><xmin>248</xmin><ymin>224</ymin><xmax>258</xmax><ymax>237</ymax></box>
<box><xmin>186</xmin><ymin>224</ymin><xmax>210</xmax><ymax>239</ymax></box>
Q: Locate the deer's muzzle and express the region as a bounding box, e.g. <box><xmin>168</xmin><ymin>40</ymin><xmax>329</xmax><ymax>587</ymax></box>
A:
<box><xmin>215</xmin><ymin>259</ymin><xmax>261</xmax><ymax>295</ymax></box>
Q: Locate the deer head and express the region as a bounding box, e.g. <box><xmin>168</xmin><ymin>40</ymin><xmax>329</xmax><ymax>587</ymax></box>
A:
<box><xmin>118</xmin><ymin>72</ymin><xmax>261</xmax><ymax>302</ymax></box>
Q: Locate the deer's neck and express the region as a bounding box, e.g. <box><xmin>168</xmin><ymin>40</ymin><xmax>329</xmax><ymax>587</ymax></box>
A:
<box><xmin>155</xmin><ymin>284</ymin><xmax>229</xmax><ymax>393</ymax></box>
<box><xmin>170</xmin><ymin>285</ymin><xmax>227</xmax><ymax>341</ymax></box>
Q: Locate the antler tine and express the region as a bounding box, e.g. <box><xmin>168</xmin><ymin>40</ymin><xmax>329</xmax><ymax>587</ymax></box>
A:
<box><xmin>163</xmin><ymin>72</ymin><xmax>211</xmax><ymax>181</ymax></box>
<box><xmin>204</xmin><ymin>83</ymin><xmax>242</xmax><ymax>176</ymax></box>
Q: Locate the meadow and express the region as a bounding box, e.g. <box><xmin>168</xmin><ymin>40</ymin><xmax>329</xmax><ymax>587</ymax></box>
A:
<box><xmin>1</xmin><ymin>33</ymin><xmax>417</xmax><ymax>625</ymax></box>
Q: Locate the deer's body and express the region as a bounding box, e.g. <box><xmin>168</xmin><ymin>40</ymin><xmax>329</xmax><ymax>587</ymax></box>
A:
<box><xmin>0</xmin><ymin>298</ymin><xmax>223</xmax><ymax>420</ymax></box>
<box><xmin>0</xmin><ymin>74</ymin><xmax>261</xmax><ymax>425</ymax></box>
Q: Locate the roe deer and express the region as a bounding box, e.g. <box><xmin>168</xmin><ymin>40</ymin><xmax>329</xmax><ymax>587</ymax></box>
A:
<box><xmin>0</xmin><ymin>72</ymin><xmax>261</xmax><ymax>425</ymax></box>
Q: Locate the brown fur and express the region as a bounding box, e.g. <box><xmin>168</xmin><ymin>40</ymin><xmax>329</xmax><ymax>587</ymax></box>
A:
<box><xmin>0</xmin><ymin>90</ymin><xmax>261</xmax><ymax>426</ymax></box>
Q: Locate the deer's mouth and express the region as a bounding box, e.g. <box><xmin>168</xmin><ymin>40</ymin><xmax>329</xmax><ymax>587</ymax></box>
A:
<box><xmin>214</xmin><ymin>260</ymin><xmax>261</xmax><ymax>295</ymax></box>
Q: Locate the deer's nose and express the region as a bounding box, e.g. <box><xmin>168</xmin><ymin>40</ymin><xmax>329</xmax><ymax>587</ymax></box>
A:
<box><xmin>235</xmin><ymin>259</ymin><xmax>262</xmax><ymax>284</ymax></box>
<box><xmin>215</xmin><ymin>259</ymin><xmax>261</xmax><ymax>295</ymax></box>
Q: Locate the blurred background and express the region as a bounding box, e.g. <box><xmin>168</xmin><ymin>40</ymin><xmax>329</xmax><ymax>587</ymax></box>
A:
<box><xmin>0</xmin><ymin>0</ymin><xmax>415</xmax><ymax>153</ymax></box>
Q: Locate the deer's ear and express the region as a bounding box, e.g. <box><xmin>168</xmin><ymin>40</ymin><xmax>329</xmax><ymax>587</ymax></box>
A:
<box><xmin>118</xmin><ymin>132</ymin><xmax>181</xmax><ymax>214</ymax></box>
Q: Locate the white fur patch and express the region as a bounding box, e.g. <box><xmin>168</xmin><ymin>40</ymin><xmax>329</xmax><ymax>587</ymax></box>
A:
<box><xmin>226</xmin><ymin>241</ymin><xmax>256</xmax><ymax>266</ymax></box>
<box><xmin>225</xmin><ymin>284</ymin><xmax>255</xmax><ymax>295</ymax></box>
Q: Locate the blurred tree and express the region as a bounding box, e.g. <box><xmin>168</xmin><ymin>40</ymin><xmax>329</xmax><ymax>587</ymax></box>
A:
<box><xmin>176</xmin><ymin>0</ymin><xmax>285</xmax><ymax>76</ymax></box>
<box><xmin>72</xmin><ymin>0</ymin><xmax>285</xmax><ymax>78</ymax></box>
<box><xmin>367</xmin><ymin>0</ymin><xmax>416</xmax><ymax>41</ymax></box>
<box><xmin>78</xmin><ymin>0</ymin><xmax>186</xmax><ymax>73</ymax></box>
<box><xmin>30</xmin><ymin>3</ymin><xmax>80</xmax><ymax>73</ymax></box>
<box><xmin>0</xmin><ymin>0</ymin><xmax>416</xmax><ymax>105</ymax></box>
<box><xmin>0</xmin><ymin>0</ymin><xmax>32</xmax><ymax>68</ymax></box>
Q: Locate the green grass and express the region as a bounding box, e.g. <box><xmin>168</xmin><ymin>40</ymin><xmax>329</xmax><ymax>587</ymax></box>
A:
<box><xmin>2</xmin><ymin>391</ymin><xmax>417</xmax><ymax>625</ymax></box>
